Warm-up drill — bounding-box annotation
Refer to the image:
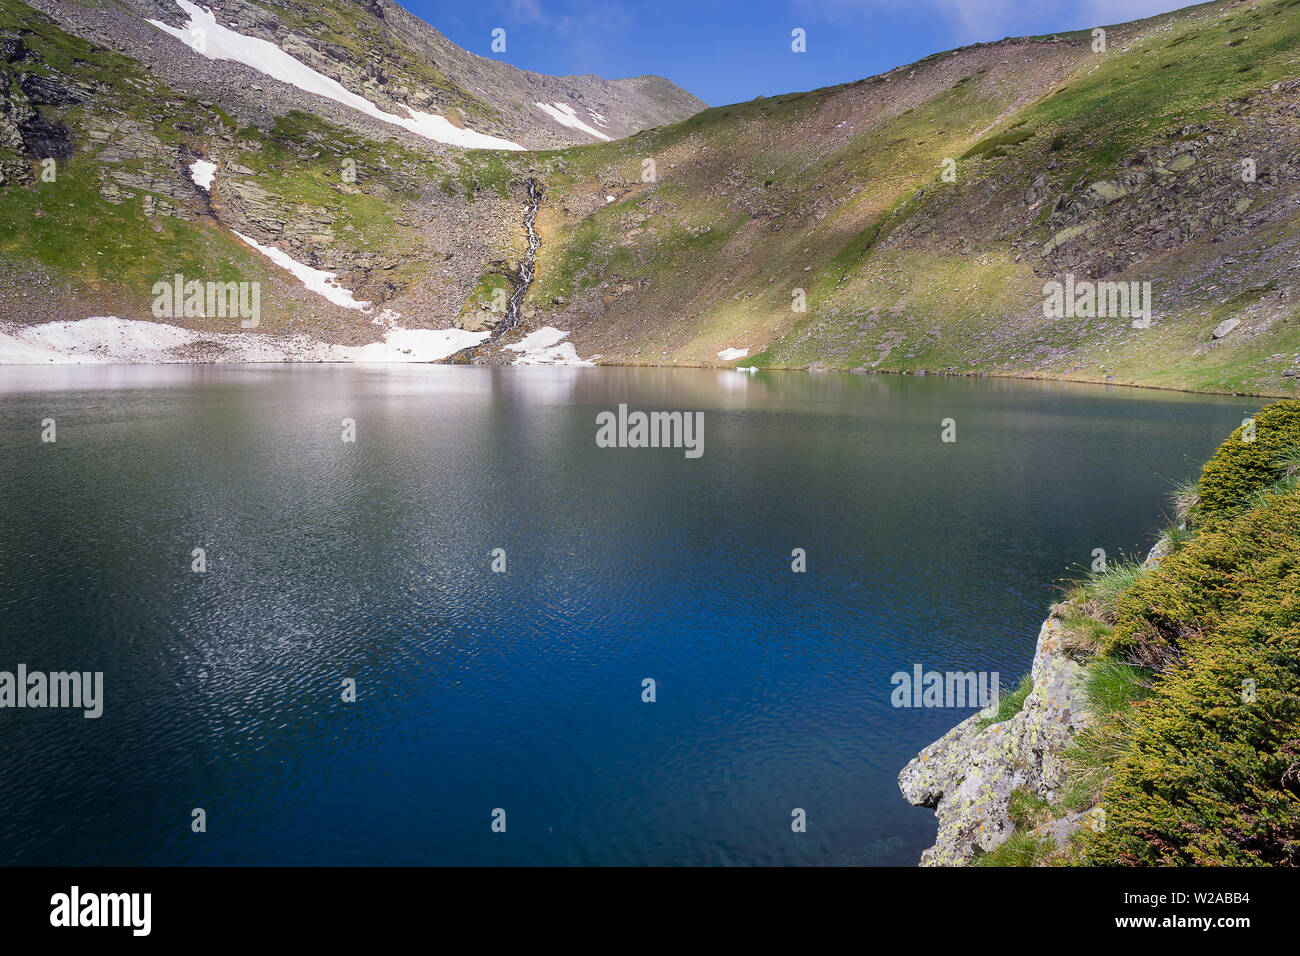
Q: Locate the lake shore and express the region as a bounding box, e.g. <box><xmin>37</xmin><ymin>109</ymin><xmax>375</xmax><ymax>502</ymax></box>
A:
<box><xmin>900</xmin><ymin>399</ymin><xmax>1300</xmax><ymax>866</ymax></box>
<box><xmin>3</xmin><ymin>316</ymin><xmax>1296</xmax><ymax>400</ymax></box>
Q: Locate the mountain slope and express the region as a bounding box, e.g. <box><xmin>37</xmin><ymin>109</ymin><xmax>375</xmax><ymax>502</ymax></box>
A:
<box><xmin>520</xmin><ymin>0</ymin><xmax>1300</xmax><ymax>395</ymax></box>
<box><xmin>1</xmin><ymin>0</ymin><xmax>1299</xmax><ymax>395</ymax></box>
<box><xmin>0</xmin><ymin>0</ymin><xmax>501</xmax><ymax>340</ymax></box>
<box><xmin>0</xmin><ymin>0</ymin><xmax>701</xmax><ymax>350</ymax></box>
<box><xmin>29</xmin><ymin>0</ymin><xmax>705</xmax><ymax>150</ymax></box>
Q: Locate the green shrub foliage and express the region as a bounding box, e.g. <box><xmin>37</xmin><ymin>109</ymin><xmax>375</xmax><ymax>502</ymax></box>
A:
<box><xmin>1195</xmin><ymin>401</ymin><xmax>1300</xmax><ymax>522</ymax></box>
<box><xmin>1082</xmin><ymin>490</ymin><xmax>1300</xmax><ymax>865</ymax></box>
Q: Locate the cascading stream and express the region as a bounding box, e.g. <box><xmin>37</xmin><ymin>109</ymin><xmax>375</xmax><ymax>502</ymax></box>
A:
<box><xmin>501</xmin><ymin>177</ymin><xmax>542</xmax><ymax>337</ymax></box>
<box><xmin>445</xmin><ymin>177</ymin><xmax>542</xmax><ymax>364</ymax></box>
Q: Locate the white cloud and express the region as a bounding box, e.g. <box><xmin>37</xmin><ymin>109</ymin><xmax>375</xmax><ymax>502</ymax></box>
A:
<box><xmin>503</xmin><ymin>0</ymin><xmax>544</xmax><ymax>23</ymax></box>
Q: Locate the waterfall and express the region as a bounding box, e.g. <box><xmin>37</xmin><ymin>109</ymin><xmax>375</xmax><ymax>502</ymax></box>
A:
<box><xmin>501</xmin><ymin>177</ymin><xmax>542</xmax><ymax>336</ymax></box>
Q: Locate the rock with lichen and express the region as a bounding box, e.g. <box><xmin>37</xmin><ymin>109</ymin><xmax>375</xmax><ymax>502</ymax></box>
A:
<box><xmin>898</xmin><ymin>614</ymin><xmax>1091</xmax><ymax>866</ymax></box>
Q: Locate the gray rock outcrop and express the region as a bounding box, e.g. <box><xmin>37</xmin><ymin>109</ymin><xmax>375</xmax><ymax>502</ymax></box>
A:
<box><xmin>898</xmin><ymin>614</ymin><xmax>1091</xmax><ymax>866</ymax></box>
<box><xmin>1213</xmin><ymin>317</ymin><xmax>1241</xmax><ymax>339</ymax></box>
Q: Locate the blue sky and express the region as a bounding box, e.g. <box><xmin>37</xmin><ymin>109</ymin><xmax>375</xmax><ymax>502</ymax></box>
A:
<box><xmin>412</xmin><ymin>0</ymin><xmax>1196</xmax><ymax>107</ymax></box>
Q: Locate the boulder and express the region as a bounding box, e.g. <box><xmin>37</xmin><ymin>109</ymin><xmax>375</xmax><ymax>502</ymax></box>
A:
<box><xmin>1212</xmin><ymin>318</ymin><xmax>1240</xmax><ymax>339</ymax></box>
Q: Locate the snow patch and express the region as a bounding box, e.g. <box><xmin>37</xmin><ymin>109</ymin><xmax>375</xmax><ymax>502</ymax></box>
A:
<box><xmin>717</xmin><ymin>347</ymin><xmax>748</xmax><ymax>361</ymax></box>
<box><xmin>2</xmin><ymin>317</ymin><xmax>195</xmax><ymax>363</ymax></box>
<box><xmin>148</xmin><ymin>2</ymin><xmax>523</xmax><ymax>150</ymax></box>
<box><xmin>503</xmin><ymin>327</ymin><xmax>594</xmax><ymax>366</ymax></box>
<box><xmin>340</xmin><ymin>327</ymin><xmax>488</xmax><ymax>362</ymax></box>
<box><xmin>233</xmin><ymin>230</ymin><xmax>369</xmax><ymax>311</ymax></box>
<box><xmin>0</xmin><ymin>318</ymin><xmax>488</xmax><ymax>365</ymax></box>
<box><xmin>535</xmin><ymin>102</ymin><xmax>611</xmax><ymax>141</ymax></box>
<box><xmin>189</xmin><ymin>159</ymin><xmax>216</xmax><ymax>191</ymax></box>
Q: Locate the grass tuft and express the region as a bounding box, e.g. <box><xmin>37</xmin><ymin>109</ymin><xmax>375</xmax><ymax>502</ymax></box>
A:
<box><xmin>978</xmin><ymin>672</ymin><xmax>1033</xmax><ymax>728</ymax></box>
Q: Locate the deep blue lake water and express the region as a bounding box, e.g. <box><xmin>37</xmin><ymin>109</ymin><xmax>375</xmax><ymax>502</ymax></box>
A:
<box><xmin>0</xmin><ymin>365</ymin><xmax>1254</xmax><ymax>864</ymax></box>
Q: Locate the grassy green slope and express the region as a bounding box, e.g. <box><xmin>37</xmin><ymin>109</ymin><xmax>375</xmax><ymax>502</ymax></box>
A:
<box><xmin>0</xmin><ymin>0</ymin><xmax>526</xmax><ymax>334</ymax></box>
<box><xmin>0</xmin><ymin>0</ymin><xmax>277</xmax><ymax>323</ymax></box>
<box><xmin>527</xmin><ymin>44</ymin><xmax>1090</xmax><ymax>362</ymax></box>
<box><xmin>528</xmin><ymin>0</ymin><xmax>1300</xmax><ymax>395</ymax></box>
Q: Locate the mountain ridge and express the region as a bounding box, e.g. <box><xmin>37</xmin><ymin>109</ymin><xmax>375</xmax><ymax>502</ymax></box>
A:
<box><xmin>31</xmin><ymin>0</ymin><xmax>706</xmax><ymax>149</ymax></box>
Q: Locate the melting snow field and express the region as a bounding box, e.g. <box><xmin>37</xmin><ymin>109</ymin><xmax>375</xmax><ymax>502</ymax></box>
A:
<box><xmin>535</xmin><ymin>102</ymin><xmax>611</xmax><ymax>141</ymax></box>
<box><xmin>148</xmin><ymin>1</ymin><xmax>523</xmax><ymax>150</ymax></box>
<box><xmin>716</xmin><ymin>347</ymin><xmax>749</xmax><ymax>361</ymax></box>
<box><xmin>0</xmin><ymin>318</ymin><xmax>489</xmax><ymax>365</ymax></box>
<box><xmin>504</xmin><ymin>327</ymin><xmax>594</xmax><ymax>366</ymax></box>
<box><xmin>0</xmin><ymin>318</ymin><xmax>195</xmax><ymax>364</ymax></box>
<box><xmin>337</xmin><ymin>327</ymin><xmax>489</xmax><ymax>362</ymax></box>
<box><xmin>233</xmin><ymin>231</ymin><xmax>370</xmax><ymax>311</ymax></box>
<box><xmin>189</xmin><ymin>159</ymin><xmax>217</xmax><ymax>191</ymax></box>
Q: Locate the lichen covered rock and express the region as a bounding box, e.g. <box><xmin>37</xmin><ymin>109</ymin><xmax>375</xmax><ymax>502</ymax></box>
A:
<box><xmin>898</xmin><ymin>615</ymin><xmax>1090</xmax><ymax>866</ymax></box>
